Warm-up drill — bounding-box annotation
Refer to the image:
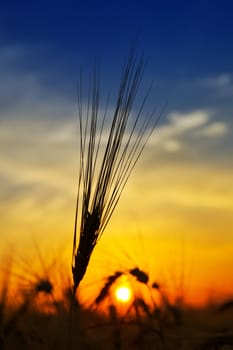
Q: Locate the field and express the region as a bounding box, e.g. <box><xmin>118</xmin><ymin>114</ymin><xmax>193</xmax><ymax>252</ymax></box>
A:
<box><xmin>1</xmin><ymin>256</ymin><xmax>233</xmax><ymax>350</ymax></box>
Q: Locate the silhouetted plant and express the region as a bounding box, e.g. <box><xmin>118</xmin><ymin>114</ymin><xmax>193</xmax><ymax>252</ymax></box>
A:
<box><xmin>129</xmin><ymin>267</ymin><xmax>149</xmax><ymax>284</ymax></box>
<box><xmin>94</xmin><ymin>271</ymin><xmax>123</xmax><ymax>305</ymax></box>
<box><xmin>72</xmin><ymin>48</ymin><xmax>162</xmax><ymax>293</ymax></box>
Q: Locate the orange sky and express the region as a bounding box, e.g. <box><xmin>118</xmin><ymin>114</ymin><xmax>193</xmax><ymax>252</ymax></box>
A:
<box><xmin>1</xmin><ymin>111</ymin><xmax>233</xmax><ymax>307</ymax></box>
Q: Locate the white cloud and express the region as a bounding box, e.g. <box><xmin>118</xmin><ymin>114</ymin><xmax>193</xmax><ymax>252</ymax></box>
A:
<box><xmin>162</xmin><ymin>139</ymin><xmax>181</xmax><ymax>152</ymax></box>
<box><xmin>169</xmin><ymin>110</ymin><xmax>210</xmax><ymax>130</ymax></box>
<box><xmin>198</xmin><ymin>122</ymin><xmax>228</xmax><ymax>137</ymax></box>
<box><xmin>148</xmin><ymin>109</ymin><xmax>229</xmax><ymax>153</ymax></box>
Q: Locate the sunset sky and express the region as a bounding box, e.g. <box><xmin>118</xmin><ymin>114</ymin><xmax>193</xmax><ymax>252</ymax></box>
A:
<box><xmin>1</xmin><ymin>1</ymin><xmax>233</xmax><ymax>306</ymax></box>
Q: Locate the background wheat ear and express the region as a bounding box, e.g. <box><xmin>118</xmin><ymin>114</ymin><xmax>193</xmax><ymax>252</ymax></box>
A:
<box><xmin>94</xmin><ymin>271</ymin><xmax>123</xmax><ymax>305</ymax></box>
<box><xmin>72</xmin><ymin>49</ymin><xmax>163</xmax><ymax>293</ymax></box>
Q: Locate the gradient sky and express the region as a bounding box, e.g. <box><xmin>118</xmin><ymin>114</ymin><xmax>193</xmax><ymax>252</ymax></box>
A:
<box><xmin>1</xmin><ymin>1</ymin><xmax>233</xmax><ymax>305</ymax></box>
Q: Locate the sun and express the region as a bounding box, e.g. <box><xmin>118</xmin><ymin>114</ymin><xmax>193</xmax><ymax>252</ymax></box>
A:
<box><xmin>115</xmin><ymin>285</ymin><xmax>132</xmax><ymax>303</ymax></box>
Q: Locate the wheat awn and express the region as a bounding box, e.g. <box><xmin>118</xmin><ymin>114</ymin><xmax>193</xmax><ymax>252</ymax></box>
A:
<box><xmin>72</xmin><ymin>50</ymin><xmax>163</xmax><ymax>293</ymax></box>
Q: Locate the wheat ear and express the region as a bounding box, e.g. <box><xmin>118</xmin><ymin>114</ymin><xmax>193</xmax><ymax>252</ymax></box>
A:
<box><xmin>72</xmin><ymin>50</ymin><xmax>162</xmax><ymax>293</ymax></box>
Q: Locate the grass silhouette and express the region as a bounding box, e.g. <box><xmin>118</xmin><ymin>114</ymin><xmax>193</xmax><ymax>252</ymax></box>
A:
<box><xmin>72</xmin><ymin>49</ymin><xmax>163</xmax><ymax>293</ymax></box>
<box><xmin>1</xmin><ymin>245</ymin><xmax>233</xmax><ymax>349</ymax></box>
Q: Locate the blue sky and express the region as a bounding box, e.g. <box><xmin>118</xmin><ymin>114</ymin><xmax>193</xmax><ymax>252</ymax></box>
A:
<box><xmin>1</xmin><ymin>1</ymin><xmax>233</xmax><ymax>110</ymax></box>
<box><xmin>1</xmin><ymin>1</ymin><xmax>232</xmax><ymax>153</ymax></box>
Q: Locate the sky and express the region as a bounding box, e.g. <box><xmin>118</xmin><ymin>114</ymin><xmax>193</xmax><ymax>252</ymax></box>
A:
<box><xmin>1</xmin><ymin>1</ymin><xmax>233</xmax><ymax>306</ymax></box>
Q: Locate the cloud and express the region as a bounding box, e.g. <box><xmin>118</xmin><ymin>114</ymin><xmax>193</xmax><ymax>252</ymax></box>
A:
<box><xmin>0</xmin><ymin>45</ymin><xmax>27</xmax><ymax>66</ymax></box>
<box><xmin>0</xmin><ymin>105</ymin><xmax>229</xmax><ymax>220</ymax></box>
<box><xmin>0</xmin><ymin>43</ymin><xmax>74</xmax><ymax>121</ymax></box>
<box><xmin>198</xmin><ymin>122</ymin><xmax>228</xmax><ymax>137</ymax></box>
<box><xmin>162</xmin><ymin>139</ymin><xmax>181</xmax><ymax>152</ymax></box>
<box><xmin>168</xmin><ymin>110</ymin><xmax>209</xmax><ymax>129</ymax></box>
<box><xmin>148</xmin><ymin>109</ymin><xmax>229</xmax><ymax>153</ymax></box>
<box><xmin>203</xmin><ymin>73</ymin><xmax>232</xmax><ymax>89</ymax></box>
<box><xmin>199</xmin><ymin>73</ymin><xmax>233</xmax><ymax>97</ymax></box>
<box><xmin>0</xmin><ymin>45</ymin><xmax>41</xmax><ymax>115</ymax></box>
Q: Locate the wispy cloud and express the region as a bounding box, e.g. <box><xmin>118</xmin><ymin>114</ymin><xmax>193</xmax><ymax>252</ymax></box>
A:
<box><xmin>149</xmin><ymin>109</ymin><xmax>228</xmax><ymax>152</ymax></box>
<box><xmin>168</xmin><ymin>110</ymin><xmax>209</xmax><ymax>129</ymax></box>
<box><xmin>199</xmin><ymin>73</ymin><xmax>233</xmax><ymax>96</ymax></box>
<box><xmin>203</xmin><ymin>73</ymin><xmax>232</xmax><ymax>89</ymax></box>
<box><xmin>0</xmin><ymin>44</ymin><xmax>28</xmax><ymax>66</ymax></box>
<box><xmin>0</xmin><ymin>101</ymin><xmax>230</xmax><ymax>225</ymax></box>
<box><xmin>197</xmin><ymin>122</ymin><xmax>228</xmax><ymax>137</ymax></box>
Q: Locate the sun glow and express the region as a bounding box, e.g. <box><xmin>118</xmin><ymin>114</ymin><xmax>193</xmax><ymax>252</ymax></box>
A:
<box><xmin>115</xmin><ymin>286</ymin><xmax>132</xmax><ymax>303</ymax></box>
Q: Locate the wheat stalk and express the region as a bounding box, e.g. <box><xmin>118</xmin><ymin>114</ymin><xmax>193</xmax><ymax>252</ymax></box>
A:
<box><xmin>72</xmin><ymin>49</ymin><xmax>162</xmax><ymax>293</ymax></box>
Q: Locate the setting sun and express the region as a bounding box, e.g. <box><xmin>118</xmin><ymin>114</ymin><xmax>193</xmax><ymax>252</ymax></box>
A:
<box><xmin>115</xmin><ymin>286</ymin><xmax>132</xmax><ymax>303</ymax></box>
